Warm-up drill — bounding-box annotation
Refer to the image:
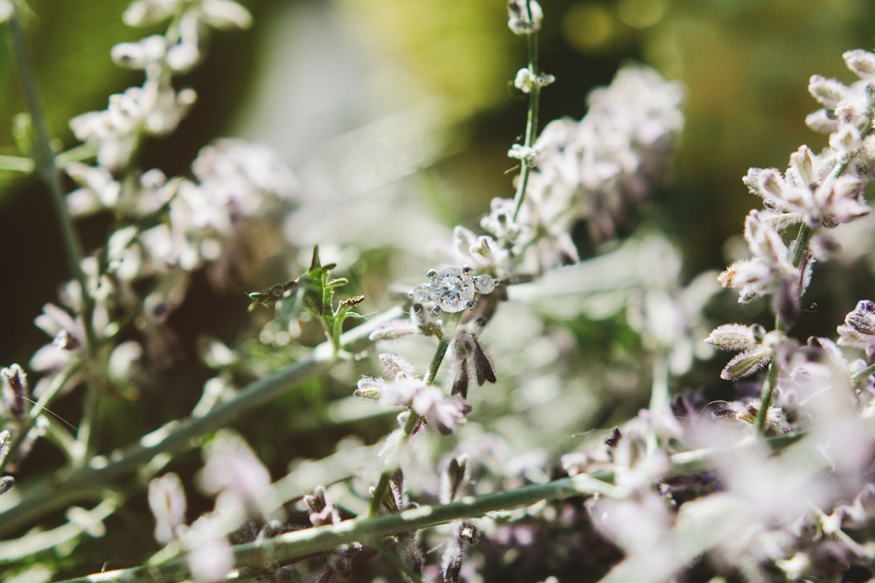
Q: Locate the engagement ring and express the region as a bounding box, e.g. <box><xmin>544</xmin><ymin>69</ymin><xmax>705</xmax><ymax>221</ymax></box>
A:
<box><xmin>409</xmin><ymin>266</ymin><xmax>497</xmax><ymax>315</ymax></box>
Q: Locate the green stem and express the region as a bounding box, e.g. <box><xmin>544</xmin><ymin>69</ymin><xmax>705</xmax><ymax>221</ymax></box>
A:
<box><xmin>752</xmin><ymin>353</ymin><xmax>780</xmax><ymax>435</ymax></box>
<box><xmin>73</xmin><ymin>382</ymin><xmax>100</xmax><ymax>466</ymax></box>
<box><xmin>7</xmin><ymin>5</ymin><xmax>97</xmax><ymax>352</ymax></box>
<box><xmin>371</xmin><ymin>538</ymin><xmax>425</xmax><ymax>583</ymax></box>
<box><xmin>511</xmin><ymin>1</ymin><xmax>541</xmax><ymax>223</ymax></box>
<box><xmin>852</xmin><ymin>361</ymin><xmax>875</xmax><ymax>385</ymax></box>
<box><xmin>54</xmin><ymin>142</ymin><xmax>98</xmax><ymax>168</ymax></box>
<box><xmin>53</xmin><ymin>473</ymin><xmax>618</xmax><ymax>583</ymax></box>
<box><xmin>648</xmin><ymin>354</ymin><xmax>669</xmax><ymax>416</ymax></box>
<box><xmin>0</xmin><ymin>307</ymin><xmax>402</xmax><ymax>538</ymax></box>
<box><xmin>0</xmin><ymin>154</ymin><xmax>34</xmax><ymax>172</ymax></box>
<box><xmin>366</xmin><ymin>314</ymin><xmax>460</xmax><ymax>517</ymax></box>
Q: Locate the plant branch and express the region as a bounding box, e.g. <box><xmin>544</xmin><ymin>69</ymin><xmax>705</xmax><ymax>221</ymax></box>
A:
<box><xmin>366</xmin><ymin>313</ymin><xmax>460</xmax><ymax>517</ymax></box>
<box><xmin>54</xmin><ymin>473</ymin><xmax>619</xmax><ymax>583</ymax></box>
<box><xmin>0</xmin><ymin>307</ymin><xmax>402</xmax><ymax>538</ymax></box>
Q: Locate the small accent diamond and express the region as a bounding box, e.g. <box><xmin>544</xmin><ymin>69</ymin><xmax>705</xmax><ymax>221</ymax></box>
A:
<box><xmin>473</xmin><ymin>275</ymin><xmax>496</xmax><ymax>294</ymax></box>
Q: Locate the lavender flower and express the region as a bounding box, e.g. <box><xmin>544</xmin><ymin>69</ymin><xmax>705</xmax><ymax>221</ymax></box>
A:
<box><xmin>743</xmin><ymin>145</ymin><xmax>869</xmax><ymax>228</ymax></box>
<box><xmin>446</xmin><ymin>318</ymin><xmax>496</xmax><ymax>399</ymax></box>
<box><xmin>185</xmin><ymin>515</ymin><xmax>234</xmax><ymax>583</ymax></box>
<box><xmin>718</xmin><ymin>210</ymin><xmax>813</xmax><ymax>321</ymax></box>
<box><xmin>197</xmin><ymin>431</ymin><xmax>272</xmax><ymax>517</ymax></box>
<box><xmin>507</xmin><ymin>0</ymin><xmax>543</xmax><ymax>35</ymax></box>
<box><xmin>356</xmin><ymin>354</ymin><xmax>472</xmax><ymax>435</ymax></box>
<box><xmin>0</xmin><ymin>363</ymin><xmax>28</xmax><ymax>419</ymax></box>
<box><xmin>148</xmin><ymin>472</ymin><xmax>187</xmax><ymax>545</ymax></box>
<box><xmin>837</xmin><ymin>299</ymin><xmax>875</xmax><ymax>359</ymax></box>
<box><xmin>705</xmin><ymin>323</ymin><xmax>778</xmax><ymax>380</ymax></box>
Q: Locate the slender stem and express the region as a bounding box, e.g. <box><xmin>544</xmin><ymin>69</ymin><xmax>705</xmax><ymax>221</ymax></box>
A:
<box><xmin>53</xmin><ymin>473</ymin><xmax>619</xmax><ymax>583</ymax></box>
<box><xmin>366</xmin><ymin>314</ymin><xmax>460</xmax><ymax>517</ymax></box>
<box><xmin>753</xmin><ymin>353</ymin><xmax>780</xmax><ymax>435</ymax></box>
<box><xmin>73</xmin><ymin>382</ymin><xmax>100</xmax><ymax>466</ymax></box>
<box><xmin>0</xmin><ymin>307</ymin><xmax>402</xmax><ymax>538</ymax></box>
<box><xmin>7</xmin><ymin>5</ymin><xmax>97</xmax><ymax>351</ymax></box>
<box><xmin>511</xmin><ymin>0</ymin><xmax>541</xmax><ymax>223</ymax></box>
<box><xmin>789</xmin><ymin>223</ymin><xmax>812</xmax><ymax>271</ymax></box>
<box><xmin>0</xmin><ymin>154</ymin><xmax>34</xmax><ymax>172</ymax></box>
<box><xmin>54</xmin><ymin>143</ymin><xmax>98</xmax><ymax>168</ymax></box>
<box><xmin>371</xmin><ymin>538</ymin><xmax>425</xmax><ymax>583</ymax></box>
<box><xmin>852</xmin><ymin>361</ymin><xmax>875</xmax><ymax>384</ymax></box>
<box><xmin>425</xmin><ymin>331</ymin><xmax>452</xmax><ymax>384</ymax></box>
<box><xmin>0</xmin><ymin>496</ymin><xmax>121</xmax><ymax>562</ymax></box>
<box><xmin>648</xmin><ymin>354</ymin><xmax>669</xmax><ymax>416</ymax></box>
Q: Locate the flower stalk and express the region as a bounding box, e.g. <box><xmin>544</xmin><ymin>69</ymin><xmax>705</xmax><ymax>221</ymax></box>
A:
<box><xmin>753</xmin><ymin>121</ymin><xmax>873</xmax><ymax>436</ymax></box>
<box><xmin>511</xmin><ymin>0</ymin><xmax>543</xmax><ymax>223</ymax></box>
<box><xmin>366</xmin><ymin>313</ymin><xmax>461</xmax><ymax>517</ymax></box>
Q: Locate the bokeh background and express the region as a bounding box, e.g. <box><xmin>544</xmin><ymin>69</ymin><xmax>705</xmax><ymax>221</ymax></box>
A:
<box><xmin>3</xmin><ymin>0</ymin><xmax>875</xmax><ymax>578</ymax></box>
<box><xmin>4</xmin><ymin>0</ymin><xmax>875</xmax><ymax>367</ymax></box>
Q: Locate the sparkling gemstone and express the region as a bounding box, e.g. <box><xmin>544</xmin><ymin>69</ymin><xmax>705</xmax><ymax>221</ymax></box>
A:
<box><xmin>431</xmin><ymin>267</ymin><xmax>475</xmax><ymax>313</ymax></box>
<box><xmin>473</xmin><ymin>275</ymin><xmax>496</xmax><ymax>294</ymax></box>
<box><xmin>410</xmin><ymin>284</ymin><xmax>433</xmax><ymax>304</ymax></box>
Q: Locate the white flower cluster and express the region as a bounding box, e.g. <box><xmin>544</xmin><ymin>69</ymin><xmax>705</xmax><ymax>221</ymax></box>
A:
<box><xmin>450</xmin><ymin>65</ymin><xmax>684</xmax><ymax>277</ymax></box>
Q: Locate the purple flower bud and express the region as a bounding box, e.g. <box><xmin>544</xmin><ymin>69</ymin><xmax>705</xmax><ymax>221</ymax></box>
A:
<box><xmin>0</xmin><ymin>476</ymin><xmax>14</xmax><ymax>495</ymax></box>
<box><xmin>1</xmin><ymin>364</ymin><xmax>28</xmax><ymax>418</ymax></box>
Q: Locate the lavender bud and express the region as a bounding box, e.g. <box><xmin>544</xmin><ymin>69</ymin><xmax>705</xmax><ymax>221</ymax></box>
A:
<box><xmin>148</xmin><ymin>473</ymin><xmax>187</xmax><ymax>545</ymax></box>
<box><xmin>1</xmin><ymin>364</ymin><xmax>28</xmax><ymax>418</ymax></box>
<box><xmin>844</xmin><ymin>49</ymin><xmax>875</xmax><ymax>77</ymax></box>
<box><xmin>605</xmin><ymin>427</ymin><xmax>621</xmax><ymax>448</ymax></box>
<box><xmin>507</xmin><ymin>0</ymin><xmax>543</xmax><ymax>35</ymax></box>
<box><xmin>441</xmin><ymin>534</ymin><xmax>463</xmax><ymax>582</ymax></box>
<box><xmin>441</xmin><ymin>456</ymin><xmax>468</xmax><ymax>504</ymax></box>
<box><xmin>0</xmin><ymin>476</ymin><xmax>13</xmax><ymax>495</ymax></box>
<box><xmin>451</xmin><ymin>363</ymin><xmax>469</xmax><ymax>399</ymax></box>
<box><xmin>808</xmin><ymin>75</ymin><xmax>848</xmax><ymax>108</ymax></box>
<box><xmin>305</xmin><ymin>486</ymin><xmax>340</xmax><ymax>526</ymax></box>
<box><xmin>52</xmin><ymin>329</ymin><xmax>80</xmax><ymax>351</ymax></box>
<box><xmin>385</xmin><ymin>469</ymin><xmax>405</xmax><ymax>513</ymax></box>
<box><xmin>721</xmin><ymin>347</ymin><xmax>772</xmax><ymax>380</ymax></box>
<box><xmin>705</xmin><ymin>324</ymin><xmax>759</xmax><ymax>351</ymax></box>
<box><xmin>473</xmin><ymin>341</ymin><xmax>496</xmax><ymax>385</ymax></box>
